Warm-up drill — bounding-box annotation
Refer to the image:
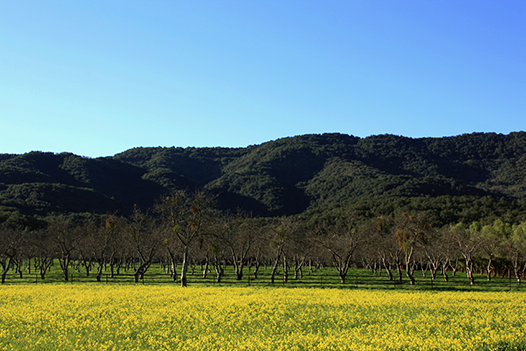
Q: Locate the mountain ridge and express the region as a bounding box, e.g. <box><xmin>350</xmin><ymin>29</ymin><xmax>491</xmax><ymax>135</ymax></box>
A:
<box><xmin>1</xmin><ymin>132</ymin><xmax>525</xmax><ymax>225</ymax></box>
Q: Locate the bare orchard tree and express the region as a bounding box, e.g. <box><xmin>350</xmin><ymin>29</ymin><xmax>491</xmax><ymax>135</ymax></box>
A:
<box><xmin>105</xmin><ymin>216</ymin><xmax>126</xmax><ymax>279</ymax></box>
<box><xmin>266</xmin><ymin>217</ymin><xmax>300</xmax><ymax>284</ymax></box>
<box><xmin>203</xmin><ymin>231</ymin><xmax>227</xmax><ymax>283</ymax></box>
<box><xmin>214</xmin><ymin>213</ymin><xmax>256</xmax><ymax>281</ymax></box>
<box><xmin>91</xmin><ymin>217</ymin><xmax>123</xmax><ymax>282</ymax></box>
<box><xmin>289</xmin><ymin>223</ymin><xmax>315</xmax><ymax>280</ymax></box>
<box><xmin>162</xmin><ymin>226</ymin><xmax>183</xmax><ymax>282</ymax></box>
<box><xmin>75</xmin><ymin>219</ymin><xmax>96</xmax><ymax>278</ymax></box>
<box><xmin>245</xmin><ymin>218</ymin><xmax>267</xmax><ymax>280</ymax></box>
<box><xmin>156</xmin><ymin>190</ymin><xmax>216</xmax><ymax>287</ymax></box>
<box><xmin>508</xmin><ymin>222</ymin><xmax>526</xmax><ymax>285</ymax></box>
<box><xmin>420</xmin><ymin>226</ymin><xmax>449</xmax><ymax>281</ymax></box>
<box><xmin>480</xmin><ymin>220</ymin><xmax>508</xmax><ymax>281</ymax></box>
<box><xmin>316</xmin><ymin>212</ymin><xmax>363</xmax><ymax>284</ymax></box>
<box><xmin>394</xmin><ymin>213</ymin><xmax>434</xmax><ymax>285</ymax></box>
<box><xmin>198</xmin><ymin>217</ymin><xmax>227</xmax><ymax>283</ymax></box>
<box><xmin>0</xmin><ymin>224</ymin><xmax>27</xmax><ymax>284</ymax></box>
<box><xmin>47</xmin><ymin>215</ymin><xmax>80</xmax><ymax>282</ymax></box>
<box><xmin>127</xmin><ymin>206</ymin><xmax>162</xmax><ymax>283</ymax></box>
<box><xmin>448</xmin><ymin>222</ymin><xmax>480</xmax><ymax>285</ymax></box>
<box><xmin>29</xmin><ymin>228</ymin><xmax>54</xmax><ymax>280</ymax></box>
<box><xmin>367</xmin><ymin>216</ymin><xmax>397</xmax><ymax>281</ymax></box>
<box><xmin>280</xmin><ymin>218</ymin><xmax>308</xmax><ymax>284</ymax></box>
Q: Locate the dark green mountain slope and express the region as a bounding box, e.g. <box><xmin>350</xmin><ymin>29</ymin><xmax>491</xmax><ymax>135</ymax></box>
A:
<box><xmin>0</xmin><ymin>152</ymin><xmax>163</xmax><ymax>216</ymax></box>
<box><xmin>1</xmin><ymin>132</ymin><xmax>525</xmax><ymax>223</ymax></box>
<box><xmin>204</xmin><ymin>132</ymin><xmax>526</xmax><ymax>216</ymax></box>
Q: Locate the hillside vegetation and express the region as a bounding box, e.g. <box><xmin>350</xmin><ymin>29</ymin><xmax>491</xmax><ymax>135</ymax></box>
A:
<box><xmin>1</xmin><ymin>132</ymin><xmax>525</xmax><ymax>226</ymax></box>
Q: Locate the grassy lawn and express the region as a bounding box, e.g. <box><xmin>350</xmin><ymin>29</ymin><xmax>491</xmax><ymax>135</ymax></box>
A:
<box><xmin>3</xmin><ymin>259</ymin><xmax>524</xmax><ymax>292</ymax></box>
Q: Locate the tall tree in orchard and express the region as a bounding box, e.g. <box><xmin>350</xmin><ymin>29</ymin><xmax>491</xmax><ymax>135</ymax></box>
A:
<box><xmin>395</xmin><ymin>213</ymin><xmax>434</xmax><ymax>285</ymax></box>
<box><xmin>0</xmin><ymin>224</ymin><xmax>26</xmax><ymax>284</ymax></box>
<box><xmin>369</xmin><ymin>216</ymin><xmax>396</xmax><ymax>281</ymax></box>
<box><xmin>93</xmin><ymin>217</ymin><xmax>121</xmax><ymax>282</ymax></box>
<box><xmin>267</xmin><ymin>217</ymin><xmax>300</xmax><ymax>284</ymax></box>
<box><xmin>47</xmin><ymin>215</ymin><xmax>79</xmax><ymax>282</ymax></box>
<box><xmin>157</xmin><ymin>190</ymin><xmax>215</xmax><ymax>287</ymax></box>
<box><xmin>214</xmin><ymin>212</ymin><xmax>254</xmax><ymax>281</ymax></box>
<box><xmin>316</xmin><ymin>212</ymin><xmax>363</xmax><ymax>284</ymax></box>
<box><xmin>128</xmin><ymin>206</ymin><xmax>162</xmax><ymax>283</ymax></box>
<box><xmin>509</xmin><ymin>222</ymin><xmax>526</xmax><ymax>285</ymax></box>
<box><xmin>449</xmin><ymin>222</ymin><xmax>480</xmax><ymax>285</ymax></box>
<box><xmin>480</xmin><ymin>220</ymin><xmax>507</xmax><ymax>281</ymax></box>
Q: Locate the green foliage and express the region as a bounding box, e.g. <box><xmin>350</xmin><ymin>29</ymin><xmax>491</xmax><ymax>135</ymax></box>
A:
<box><xmin>1</xmin><ymin>132</ymin><xmax>526</xmax><ymax>224</ymax></box>
<box><xmin>0</xmin><ymin>205</ymin><xmax>45</xmax><ymax>230</ymax></box>
<box><xmin>0</xmin><ymin>183</ymin><xmax>120</xmax><ymax>215</ymax></box>
<box><xmin>304</xmin><ymin>195</ymin><xmax>526</xmax><ymax>228</ymax></box>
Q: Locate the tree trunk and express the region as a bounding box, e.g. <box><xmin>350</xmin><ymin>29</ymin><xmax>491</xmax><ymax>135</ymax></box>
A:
<box><xmin>0</xmin><ymin>258</ymin><xmax>10</xmax><ymax>284</ymax></box>
<box><xmin>59</xmin><ymin>256</ymin><xmax>70</xmax><ymax>282</ymax></box>
<box><xmin>382</xmin><ymin>258</ymin><xmax>393</xmax><ymax>281</ymax></box>
<box><xmin>486</xmin><ymin>256</ymin><xmax>493</xmax><ymax>281</ymax></box>
<box><xmin>406</xmin><ymin>269</ymin><xmax>415</xmax><ymax>285</ymax></box>
<box><xmin>180</xmin><ymin>247</ymin><xmax>189</xmax><ymax>287</ymax></box>
<box><xmin>134</xmin><ymin>261</ymin><xmax>151</xmax><ymax>283</ymax></box>
<box><xmin>441</xmin><ymin>258</ymin><xmax>449</xmax><ymax>282</ymax></box>
<box><xmin>233</xmin><ymin>257</ymin><xmax>244</xmax><ymax>281</ymax></box>
<box><xmin>465</xmin><ymin>258</ymin><xmax>475</xmax><ymax>285</ymax></box>
<box><xmin>96</xmin><ymin>259</ymin><xmax>104</xmax><ymax>282</ymax></box>
<box><xmin>109</xmin><ymin>254</ymin><xmax>115</xmax><ymax>279</ymax></box>
<box><xmin>293</xmin><ymin>257</ymin><xmax>304</xmax><ymax>280</ymax></box>
<box><xmin>203</xmin><ymin>256</ymin><xmax>209</xmax><ymax>279</ymax></box>
<box><xmin>253</xmin><ymin>258</ymin><xmax>260</xmax><ymax>280</ymax></box>
<box><xmin>270</xmin><ymin>256</ymin><xmax>280</xmax><ymax>284</ymax></box>
<box><xmin>214</xmin><ymin>258</ymin><xmax>223</xmax><ymax>283</ymax></box>
<box><xmin>27</xmin><ymin>258</ymin><xmax>32</xmax><ymax>275</ymax></box>
<box><xmin>397</xmin><ymin>264</ymin><xmax>403</xmax><ymax>282</ymax></box>
<box><xmin>450</xmin><ymin>258</ymin><xmax>458</xmax><ymax>277</ymax></box>
<box><xmin>421</xmin><ymin>262</ymin><xmax>428</xmax><ymax>279</ymax></box>
<box><xmin>430</xmin><ymin>267</ymin><xmax>436</xmax><ymax>281</ymax></box>
<box><xmin>405</xmin><ymin>248</ymin><xmax>415</xmax><ymax>285</ymax></box>
<box><xmin>282</xmin><ymin>256</ymin><xmax>288</xmax><ymax>283</ymax></box>
<box><xmin>39</xmin><ymin>263</ymin><xmax>48</xmax><ymax>280</ymax></box>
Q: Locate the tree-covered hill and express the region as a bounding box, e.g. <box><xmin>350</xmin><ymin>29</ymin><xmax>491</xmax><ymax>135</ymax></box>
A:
<box><xmin>1</xmin><ymin>132</ymin><xmax>525</xmax><ymax>225</ymax></box>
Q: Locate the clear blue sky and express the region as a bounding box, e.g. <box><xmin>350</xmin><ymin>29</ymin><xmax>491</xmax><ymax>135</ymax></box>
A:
<box><xmin>1</xmin><ymin>1</ymin><xmax>524</xmax><ymax>158</ymax></box>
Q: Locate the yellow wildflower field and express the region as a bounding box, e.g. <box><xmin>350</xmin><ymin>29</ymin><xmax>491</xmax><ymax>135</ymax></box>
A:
<box><xmin>0</xmin><ymin>285</ymin><xmax>524</xmax><ymax>350</ymax></box>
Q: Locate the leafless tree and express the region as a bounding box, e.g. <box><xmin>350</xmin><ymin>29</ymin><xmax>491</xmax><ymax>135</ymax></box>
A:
<box><xmin>479</xmin><ymin>220</ymin><xmax>507</xmax><ymax>281</ymax></box>
<box><xmin>127</xmin><ymin>206</ymin><xmax>162</xmax><ymax>283</ymax></box>
<box><xmin>394</xmin><ymin>213</ymin><xmax>434</xmax><ymax>285</ymax></box>
<box><xmin>212</xmin><ymin>212</ymin><xmax>255</xmax><ymax>281</ymax></box>
<box><xmin>266</xmin><ymin>217</ymin><xmax>300</xmax><ymax>284</ymax></box>
<box><xmin>47</xmin><ymin>216</ymin><xmax>80</xmax><ymax>282</ymax></box>
<box><xmin>367</xmin><ymin>216</ymin><xmax>396</xmax><ymax>281</ymax></box>
<box><xmin>0</xmin><ymin>224</ymin><xmax>26</xmax><ymax>284</ymax></box>
<box><xmin>508</xmin><ymin>222</ymin><xmax>526</xmax><ymax>284</ymax></box>
<box><xmin>156</xmin><ymin>190</ymin><xmax>216</xmax><ymax>287</ymax></box>
<box><xmin>316</xmin><ymin>212</ymin><xmax>363</xmax><ymax>284</ymax></box>
<box><xmin>448</xmin><ymin>222</ymin><xmax>480</xmax><ymax>285</ymax></box>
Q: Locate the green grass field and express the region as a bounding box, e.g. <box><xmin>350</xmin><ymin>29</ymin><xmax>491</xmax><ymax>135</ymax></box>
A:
<box><xmin>3</xmin><ymin>259</ymin><xmax>524</xmax><ymax>292</ymax></box>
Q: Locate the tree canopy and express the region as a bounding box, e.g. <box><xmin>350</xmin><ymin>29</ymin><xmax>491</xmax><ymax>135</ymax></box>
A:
<box><xmin>1</xmin><ymin>132</ymin><xmax>525</xmax><ymax>225</ymax></box>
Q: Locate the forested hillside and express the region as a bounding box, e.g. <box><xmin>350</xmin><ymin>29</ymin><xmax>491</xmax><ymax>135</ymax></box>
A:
<box><xmin>1</xmin><ymin>132</ymin><xmax>526</xmax><ymax>227</ymax></box>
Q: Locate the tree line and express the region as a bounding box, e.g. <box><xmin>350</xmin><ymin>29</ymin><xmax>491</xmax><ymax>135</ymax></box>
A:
<box><xmin>1</xmin><ymin>190</ymin><xmax>526</xmax><ymax>287</ymax></box>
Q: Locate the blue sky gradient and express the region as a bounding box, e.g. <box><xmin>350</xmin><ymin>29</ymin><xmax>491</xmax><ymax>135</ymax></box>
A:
<box><xmin>1</xmin><ymin>1</ymin><xmax>525</xmax><ymax>157</ymax></box>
